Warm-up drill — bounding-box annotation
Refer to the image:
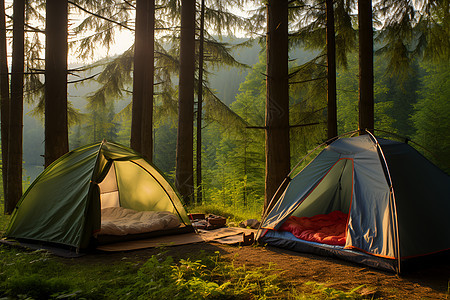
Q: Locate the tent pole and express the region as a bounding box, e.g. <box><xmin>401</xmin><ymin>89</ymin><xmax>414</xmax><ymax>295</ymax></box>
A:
<box><xmin>289</xmin><ymin>130</ymin><xmax>359</xmax><ymax>177</ymax></box>
<box><xmin>129</xmin><ymin>160</ymin><xmax>188</xmax><ymax>226</ymax></box>
<box><xmin>366</xmin><ymin>130</ymin><xmax>402</xmax><ymax>273</ymax></box>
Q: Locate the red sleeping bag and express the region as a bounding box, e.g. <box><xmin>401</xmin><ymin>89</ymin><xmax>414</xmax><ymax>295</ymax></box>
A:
<box><xmin>278</xmin><ymin>211</ymin><xmax>348</xmax><ymax>246</ymax></box>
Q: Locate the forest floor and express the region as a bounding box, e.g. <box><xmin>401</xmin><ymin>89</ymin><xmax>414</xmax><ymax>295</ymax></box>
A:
<box><xmin>74</xmin><ymin>241</ymin><xmax>449</xmax><ymax>299</ymax></box>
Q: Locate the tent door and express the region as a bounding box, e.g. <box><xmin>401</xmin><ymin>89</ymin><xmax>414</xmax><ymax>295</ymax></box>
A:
<box><xmin>291</xmin><ymin>158</ymin><xmax>353</xmax><ymax>218</ymax></box>
<box><xmin>98</xmin><ymin>163</ymin><xmax>120</xmax><ymax>208</ymax></box>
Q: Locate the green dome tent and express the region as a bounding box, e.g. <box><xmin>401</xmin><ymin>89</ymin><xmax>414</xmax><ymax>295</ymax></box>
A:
<box><xmin>258</xmin><ymin>134</ymin><xmax>450</xmax><ymax>272</ymax></box>
<box><xmin>5</xmin><ymin>141</ymin><xmax>193</xmax><ymax>251</ymax></box>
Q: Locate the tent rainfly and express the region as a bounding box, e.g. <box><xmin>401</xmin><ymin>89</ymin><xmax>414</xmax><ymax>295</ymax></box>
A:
<box><xmin>5</xmin><ymin>141</ymin><xmax>193</xmax><ymax>251</ymax></box>
<box><xmin>257</xmin><ymin>134</ymin><xmax>450</xmax><ymax>272</ymax></box>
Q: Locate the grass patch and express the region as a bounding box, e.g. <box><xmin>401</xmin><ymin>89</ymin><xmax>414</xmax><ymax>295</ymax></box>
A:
<box><xmin>0</xmin><ymin>246</ymin><xmax>141</xmax><ymax>300</ymax></box>
<box><xmin>303</xmin><ymin>282</ymin><xmax>366</xmax><ymax>299</ymax></box>
<box><xmin>0</xmin><ymin>245</ymin><xmax>370</xmax><ymax>299</ymax></box>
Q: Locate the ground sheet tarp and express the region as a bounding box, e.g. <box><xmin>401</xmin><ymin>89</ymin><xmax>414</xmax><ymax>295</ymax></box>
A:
<box><xmin>96</xmin><ymin>227</ymin><xmax>257</xmax><ymax>251</ymax></box>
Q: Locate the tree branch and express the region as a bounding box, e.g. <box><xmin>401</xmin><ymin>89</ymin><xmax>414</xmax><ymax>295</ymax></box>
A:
<box><xmin>246</xmin><ymin>122</ymin><xmax>322</xmax><ymax>129</ymax></box>
<box><xmin>68</xmin><ymin>1</ymin><xmax>133</xmax><ymax>31</ymax></box>
<box><xmin>290</xmin><ymin>76</ymin><xmax>327</xmax><ymax>84</ymax></box>
<box><xmin>5</xmin><ymin>13</ymin><xmax>45</xmax><ymax>33</ymax></box>
<box><xmin>68</xmin><ymin>72</ymin><xmax>100</xmax><ymax>84</ymax></box>
<box><xmin>123</xmin><ymin>0</ymin><xmax>135</xmax><ymax>9</ymax></box>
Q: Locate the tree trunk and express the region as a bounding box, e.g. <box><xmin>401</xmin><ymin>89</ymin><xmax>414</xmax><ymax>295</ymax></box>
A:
<box><xmin>326</xmin><ymin>0</ymin><xmax>337</xmax><ymax>139</ymax></box>
<box><xmin>358</xmin><ymin>0</ymin><xmax>374</xmax><ymax>135</ymax></box>
<box><xmin>130</xmin><ymin>0</ymin><xmax>147</xmax><ymax>152</ymax></box>
<box><xmin>45</xmin><ymin>0</ymin><xmax>69</xmax><ymax>168</ymax></box>
<box><xmin>0</xmin><ymin>0</ymin><xmax>9</xmax><ymax>208</ymax></box>
<box><xmin>265</xmin><ymin>0</ymin><xmax>290</xmax><ymax>211</ymax></box>
<box><xmin>176</xmin><ymin>0</ymin><xmax>196</xmax><ymax>205</ymax></box>
<box><xmin>6</xmin><ymin>0</ymin><xmax>25</xmax><ymax>214</ymax></box>
<box><xmin>196</xmin><ymin>0</ymin><xmax>205</xmax><ymax>205</ymax></box>
<box><xmin>140</xmin><ymin>0</ymin><xmax>155</xmax><ymax>162</ymax></box>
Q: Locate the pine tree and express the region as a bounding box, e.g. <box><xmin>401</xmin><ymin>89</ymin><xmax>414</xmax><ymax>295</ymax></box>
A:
<box><xmin>196</xmin><ymin>0</ymin><xmax>206</xmax><ymax>204</ymax></box>
<box><xmin>131</xmin><ymin>0</ymin><xmax>155</xmax><ymax>163</ymax></box>
<box><xmin>45</xmin><ymin>0</ymin><xmax>69</xmax><ymax>167</ymax></box>
<box><xmin>176</xmin><ymin>0</ymin><xmax>196</xmax><ymax>205</ymax></box>
<box><xmin>326</xmin><ymin>0</ymin><xmax>337</xmax><ymax>139</ymax></box>
<box><xmin>0</xmin><ymin>0</ymin><xmax>9</xmax><ymax>208</ymax></box>
<box><xmin>140</xmin><ymin>0</ymin><xmax>155</xmax><ymax>162</ymax></box>
<box><xmin>288</xmin><ymin>0</ymin><xmax>356</xmax><ymax>137</ymax></box>
<box><xmin>6</xmin><ymin>0</ymin><xmax>25</xmax><ymax>214</ymax></box>
<box><xmin>265</xmin><ymin>0</ymin><xmax>290</xmax><ymax>210</ymax></box>
<box><xmin>358</xmin><ymin>0</ymin><xmax>374</xmax><ymax>134</ymax></box>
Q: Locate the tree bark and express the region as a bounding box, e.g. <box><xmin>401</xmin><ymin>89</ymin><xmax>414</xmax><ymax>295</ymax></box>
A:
<box><xmin>196</xmin><ymin>0</ymin><xmax>205</xmax><ymax>205</ymax></box>
<box><xmin>358</xmin><ymin>0</ymin><xmax>374</xmax><ymax>135</ymax></box>
<box><xmin>0</xmin><ymin>0</ymin><xmax>10</xmax><ymax>209</ymax></box>
<box><xmin>130</xmin><ymin>0</ymin><xmax>147</xmax><ymax>152</ymax></box>
<box><xmin>6</xmin><ymin>0</ymin><xmax>25</xmax><ymax>214</ymax></box>
<box><xmin>326</xmin><ymin>0</ymin><xmax>337</xmax><ymax>139</ymax></box>
<box><xmin>176</xmin><ymin>0</ymin><xmax>196</xmax><ymax>205</ymax></box>
<box><xmin>265</xmin><ymin>0</ymin><xmax>290</xmax><ymax>211</ymax></box>
<box><xmin>45</xmin><ymin>0</ymin><xmax>69</xmax><ymax>168</ymax></box>
<box><xmin>140</xmin><ymin>0</ymin><xmax>155</xmax><ymax>162</ymax></box>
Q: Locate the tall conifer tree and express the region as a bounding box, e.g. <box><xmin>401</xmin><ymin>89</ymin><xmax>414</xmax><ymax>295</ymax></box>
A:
<box><xmin>196</xmin><ymin>0</ymin><xmax>206</xmax><ymax>204</ymax></box>
<box><xmin>6</xmin><ymin>0</ymin><xmax>25</xmax><ymax>214</ymax></box>
<box><xmin>265</xmin><ymin>0</ymin><xmax>290</xmax><ymax>210</ymax></box>
<box><xmin>326</xmin><ymin>0</ymin><xmax>337</xmax><ymax>139</ymax></box>
<box><xmin>0</xmin><ymin>0</ymin><xmax>9</xmax><ymax>208</ymax></box>
<box><xmin>45</xmin><ymin>0</ymin><xmax>69</xmax><ymax>167</ymax></box>
<box><xmin>176</xmin><ymin>0</ymin><xmax>196</xmax><ymax>205</ymax></box>
<box><xmin>130</xmin><ymin>0</ymin><xmax>156</xmax><ymax>162</ymax></box>
<box><xmin>141</xmin><ymin>0</ymin><xmax>155</xmax><ymax>162</ymax></box>
<box><xmin>131</xmin><ymin>0</ymin><xmax>154</xmax><ymax>156</ymax></box>
<box><xmin>358</xmin><ymin>0</ymin><xmax>374</xmax><ymax>134</ymax></box>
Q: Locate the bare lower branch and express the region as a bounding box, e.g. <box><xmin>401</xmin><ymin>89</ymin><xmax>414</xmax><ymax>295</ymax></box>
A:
<box><xmin>68</xmin><ymin>1</ymin><xmax>133</xmax><ymax>31</ymax></box>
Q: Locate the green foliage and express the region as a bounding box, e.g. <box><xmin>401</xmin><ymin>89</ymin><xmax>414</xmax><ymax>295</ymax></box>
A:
<box><xmin>288</xmin><ymin>0</ymin><xmax>357</xmax><ymax>69</ymax></box>
<box><xmin>69</xmin><ymin>100</ymin><xmax>120</xmax><ymax>147</ymax></box>
<box><xmin>0</xmin><ymin>246</ymin><xmax>137</xmax><ymax>300</ymax></box>
<box><xmin>0</xmin><ymin>246</ymin><xmax>369</xmax><ymax>299</ymax></box>
<box><xmin>70</xmin><ymin>1</ymin><xmax>134</xmax><ymax>61</ymax></box>
<box><xmin>336</xmin><ymin>52</ymin><xmax>421</xmax><ymax>137</ymax></box>
<box><xmin>376</xmin><ymin>0</ymin><xmax>450</xmax><ymax>79</ymax></box>
<box><xmin>305</xmin><ymin>282</ymin><xmax>366</xmax><ymax>299</ymax></box>
<box><xmin>202</xmin><ymin>50</ymin><xmax>328</xmax><ymax>211</ymax></box>
<box><xmin>202</xmin><ymin>55</ymin><xmax>266</xmax><ymax>209</ymax></box>
<box><xmin>412</xmin><ymin>62</ymin><xmax>450</xmax><ymax>172</ymax></box>
<box><xmin>0</xmin><ymin>249</ymin><xmax>68</xmax><ymax>299</ymax></box>
<box><xmin>153</xmin><ymin>120</ymin><xmax>178</xmax><ymax>174</ymax></box>
<box><xmin>123</xmin><ymin>251</ymin><xmax>287</xmax><ymax>299</ymax></box>
<box><xmin>6</xmin><ymin>275</ymin><xmax>71</xmax><ymax>300</ymax></box>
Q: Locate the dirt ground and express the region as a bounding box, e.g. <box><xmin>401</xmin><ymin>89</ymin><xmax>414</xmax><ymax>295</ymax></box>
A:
<box><xmin>74</xmin><ymin>241</ymin><xmax>450</xmax><ymax>299</ymax></box>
